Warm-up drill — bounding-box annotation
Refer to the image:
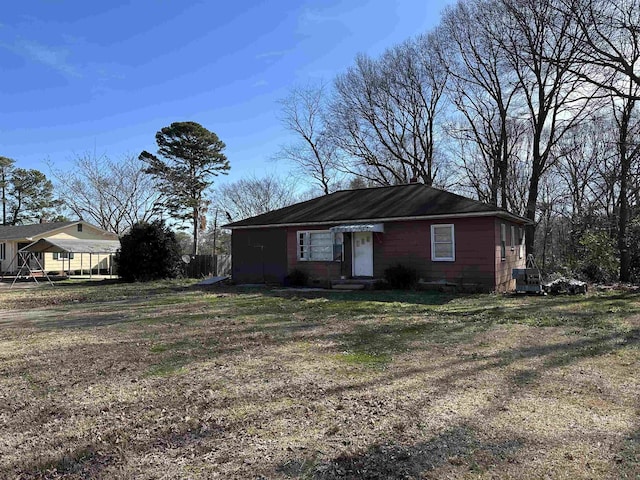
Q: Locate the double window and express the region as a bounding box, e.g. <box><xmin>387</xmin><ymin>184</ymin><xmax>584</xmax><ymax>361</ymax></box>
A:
<box><xmin>431</xmin><ymin>224</ymin><xmax>455</xmax><ymax>262</ymax></box>
<box><xmin>297</xmin><ymin>230</ymin><xmax>335</xmax><ymax>261</ymax></box>
<box><xmin>53</xmin><ymin>252</ymin><xmax>74</xmax><ymax>260</ymax></box>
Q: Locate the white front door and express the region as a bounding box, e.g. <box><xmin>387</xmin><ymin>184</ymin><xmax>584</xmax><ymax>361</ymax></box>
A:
<box><xmin>353</xmin><ymin>232</ymin><xmax>373</xmax><ymax>277</ymax></box>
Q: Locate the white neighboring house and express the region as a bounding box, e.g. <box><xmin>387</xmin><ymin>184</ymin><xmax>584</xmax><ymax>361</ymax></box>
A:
<box><xmin>0</xmin><ymin>221</ymin><xmax>119</xmax><ymax>275</ymax></box>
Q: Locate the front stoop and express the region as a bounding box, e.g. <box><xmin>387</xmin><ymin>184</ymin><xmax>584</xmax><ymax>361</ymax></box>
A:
<box><xmin>332</xmin><ymin>283</ymin><xmax>366</xmax><ymax>290</ymax></box>
<box><xmin>331</xmin><ymin>278</ymin><xmax>379</xmax><ymax>290</ymax></box>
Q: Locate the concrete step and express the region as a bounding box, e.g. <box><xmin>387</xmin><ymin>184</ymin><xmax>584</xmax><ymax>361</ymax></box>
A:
<box><xmin>332</xmin><ymin>283</ymin><xmax>366</xmax><ymax>290</ymax></box>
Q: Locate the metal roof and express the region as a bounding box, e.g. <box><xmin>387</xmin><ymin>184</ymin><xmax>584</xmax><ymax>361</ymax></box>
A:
<box><xmin>21</xmin><ymin>238</ymin><xmax>121</xmax><ymax>254</ymax></box>
<box><xmin>224</xmin><ymin>183</ymin><xmax>530</xmax><ymax>229</ymax></box>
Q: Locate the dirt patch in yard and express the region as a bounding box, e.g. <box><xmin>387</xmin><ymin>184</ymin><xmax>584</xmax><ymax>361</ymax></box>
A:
<box><xmin>0</xmin><ymin>282</ymin><xmax>638</xmax><ymax>479</ymax></box>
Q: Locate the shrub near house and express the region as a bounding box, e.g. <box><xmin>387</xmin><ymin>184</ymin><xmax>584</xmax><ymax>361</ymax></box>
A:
<box><xmin>116</xmin><ymin>221</ymin><xmax>183</xmax><ymax>282</ymax></box>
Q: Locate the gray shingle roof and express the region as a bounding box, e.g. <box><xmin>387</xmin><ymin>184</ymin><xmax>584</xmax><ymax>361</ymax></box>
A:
<box><xmin>0</xmin><ymin>221</ymin><xmax>79</xmax><ymax>240</ymax></box>
<box><xmin>224</xmin><ymin>183</ymin><xmax>529</xmax><ymax>228</ymax></box>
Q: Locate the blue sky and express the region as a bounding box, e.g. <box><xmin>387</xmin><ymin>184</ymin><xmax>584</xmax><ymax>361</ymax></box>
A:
<box><xmin>0</xmin><ymin>0</ymin><xmax>454</xmax><ymax>189</ymax></box>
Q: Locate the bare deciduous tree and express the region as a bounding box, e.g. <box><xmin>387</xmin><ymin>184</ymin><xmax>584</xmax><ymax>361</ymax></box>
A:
<box><xmin>561</xmin><ymin>0</ymin><xmax>640</xmax><ymax>280</ymax></box>
<box><xmin>438</xmin><ymin>0</ymin><xmax>522</xmax><ymax>208</ymax></box>
<box><xmin>50</xmin><ymin>154</ymin><xmax>163</xmax><ymax>235</ymax></box>
<box><xmin>496</xmin><ymin>0</ymin><xmax>595</xmax><ymax>254</ymax></box>
<box><xmin>0</xmin><ymin>157</ymin><xmax>15</xmax><ymax>225</ymax></box>
<box><xmin>216</xmin><ymin>173</ymin><xmax>299</xmax><ymax>222</ymax></box>
<box><xmin>329</xmin><ymin>35</ymin><xmax>448</xmax><ymax>186</ymax></box>
<box><xmin>277</xmin><ymin>83</ymin><xmax>340</xmax><ymax>195</ymax></box>
<box><xmin>611</xmin><ymin>90</ymin><xmax>640</xmax><ymax>280</ymax></box>
<box><xmin>562</xmin><ymin>0</ymin><xmax>640</xmax><ymax>98</ymax></box>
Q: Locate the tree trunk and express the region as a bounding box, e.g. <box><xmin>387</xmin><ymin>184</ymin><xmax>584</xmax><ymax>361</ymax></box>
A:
<box><xmin>491</xmin><ymin>147</ymin><xmax>500</xmax><ymax>207</ymax></box>
<box><xmin>192</xmin><ymin>207</ymin><xmax>199</xmax><ymax>256</ymax></box>
<box><xmin>499</xmin><ymin>114</ymin><xmax>509</xmax><ymax>209</ymax></box>
<box><xmin>525</xmin><ymin>172</ymin><xmax>540</xmax><ymax>257</ymax></box>
<box><xmin>618</xmin><ymin>119</ymin><xmax>631</xmax><ymax>282</ymax></box>
<box><xmin>1</xmin><ymin>170</ymin><xmax>5</xmax><ymax>226</ymax></box>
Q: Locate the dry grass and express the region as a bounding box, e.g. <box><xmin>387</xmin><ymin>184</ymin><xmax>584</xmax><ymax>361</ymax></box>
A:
<box><xmin>0</xmin><ymin>280</ymin><xmax>638</xmax><ymax>479</ymax></box>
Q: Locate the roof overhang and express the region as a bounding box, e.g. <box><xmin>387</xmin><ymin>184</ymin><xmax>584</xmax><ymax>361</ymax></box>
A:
<box><xmin>330</xmin><ymin>223</ymin><xmax>384</xmax><ymax>233</ymax></box>
<box><xmin>225</xmin><ymin>211</ymin><xmax>532</xmax><ymax>230</ymax></box>
<box><xmin>20</xmin><ymin>238</ymin><xmax>121</xmax><ymax>254</ymax></box>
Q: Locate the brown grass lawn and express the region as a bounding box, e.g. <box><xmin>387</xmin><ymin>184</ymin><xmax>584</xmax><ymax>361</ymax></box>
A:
<box><xmin>0</xmin><ymin>280</ymin><xmax>638</xmax><ymax>479</ymax></box>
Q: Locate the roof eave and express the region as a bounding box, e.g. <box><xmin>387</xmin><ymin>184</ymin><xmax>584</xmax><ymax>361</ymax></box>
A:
<box><xmin>224</xmin><ymin>210</ymin><xmax>531</xmax><ymax>230</ymax></box>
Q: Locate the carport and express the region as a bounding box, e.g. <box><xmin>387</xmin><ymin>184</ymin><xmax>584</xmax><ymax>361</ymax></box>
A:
<box><xmin>24</xmin><ymin>237</ymin><xmax>120</xmax><ymax>274</ymax></box>
<box><xmin>9</xmin><ymin>238</ymin><xmax>121</xmax><ymax>286</ymax></box>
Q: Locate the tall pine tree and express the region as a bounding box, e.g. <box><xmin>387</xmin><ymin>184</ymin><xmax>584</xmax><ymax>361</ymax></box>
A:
<box><xmin>139</xmin><ymin>121</ymin><xmax>229</xmax><ymax>255</ymax></box>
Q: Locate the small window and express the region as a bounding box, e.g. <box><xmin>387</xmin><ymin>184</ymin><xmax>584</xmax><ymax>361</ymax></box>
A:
<box><xmin>500</xmin><ymin>223</ymin><xmax>506</xmax><ymax>260</ymax></box>
<box><xmin>0</xmin><ymin>243</ymin><xmax>5</xmax><ymax>260</ymax></box>
<box><xmin>297</xmin><ymin>230</ymin><xmax>334</xmax><ymax>261</ymax></box>
<box><xmin>431</xmin><ymin>224</ymin><xmax>455</xmax><ymax>262</ymax></box>
<box><xmin>53</xmin><ymin>252</ymin><xmax>75</xmax><ymax>260</ymax></box>
<box><xmin>77</xmin><ymin>224</ymin><xmax>83</xmax><ymax>232</ymax></box>
<box><xmin>519</xmin><ymin>227</ymin><xmax>525</xmax><ymax>259</ymax></box>
<box><xmin>510</xmin><ymin>225</ymin><xmax>516</xmax><ymax>251</ymax></box>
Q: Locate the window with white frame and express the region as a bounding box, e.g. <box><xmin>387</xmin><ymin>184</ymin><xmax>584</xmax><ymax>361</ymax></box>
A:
<box><xmin>519</xmin><ymin>227</ymin><xmax>525</xmax><ymax>259</ymax></box>
<box><xmin>431</xmin><ymin>224</ymin><xmax>455</xmax><ymax>261</ymax></box>
<box><xmin>53</xmin><ymin>252</ymin><xmax>75</xmax><ymax>260</ymax></box>
<box><xmin>510</xmin><ymin>225</ymin><xmax>516</xmax><ymax>251</ymax></box>
<box><xmin>0</xmin><ymin>243</ymin><xmax>5</xmax><ymax>260</ymax></box>
<box><xmin>297</xmin><ymin>230</ymin><xmax>334</xmax><ymax>261</ymax></box>
<box><xmin>500</xmin><ymin>223</ymin><xmax>506</xmax><ymax>260</ymax></box>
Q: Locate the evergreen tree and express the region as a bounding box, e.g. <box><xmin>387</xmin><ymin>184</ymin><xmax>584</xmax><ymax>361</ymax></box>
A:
<box><xmin>139</xmin><ymin>122</ymin><xmax>229</xmax><ymax>255</ymax></box>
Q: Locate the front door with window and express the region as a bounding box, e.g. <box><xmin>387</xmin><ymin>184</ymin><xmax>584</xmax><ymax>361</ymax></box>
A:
<box><xmin>352</xmin><ymin>232</ymin><xmax>373</xmax><ymax>277</ymax></box>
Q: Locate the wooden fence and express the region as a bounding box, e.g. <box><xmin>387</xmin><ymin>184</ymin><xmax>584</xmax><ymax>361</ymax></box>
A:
<box><xmin>184</xmin><ymin>255</ymin><xmax>231</xmax><ymax>278</ymax></box>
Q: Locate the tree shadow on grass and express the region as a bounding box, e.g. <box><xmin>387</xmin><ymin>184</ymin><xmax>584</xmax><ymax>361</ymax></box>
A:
<box><xmin>278</xmin><ymin>424</ymin><xmax>522</xmax><ymax>479</ymax></box>
<box><xmin>317</xmin><ymin>326</ymin><xmax>640</xmax><ymax>403</ymax></box>
<box><xmin>264</xmin><ymin>288</ymin><xmax>455</xmax><ymax>307</ymax></box>
<box><xmin>4</xmin><ymin>298</ymin><xmax>199</xmax><ymax>331</ymax></box>
<box><xmin>5</xmin><ymin>323</ymin><xmax>638</xmax><ymax>478</ymax></box>
<box><xmin>618</xmin><ymin>428</ymin><xmax>640</xmax><ymax>478</ymax></box>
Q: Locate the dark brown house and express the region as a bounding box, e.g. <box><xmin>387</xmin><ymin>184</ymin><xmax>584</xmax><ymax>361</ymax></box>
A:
<box><xmin>224</xmin><ymin>183</ymin><xmax>529</xmax><ymax>292</ymax></box>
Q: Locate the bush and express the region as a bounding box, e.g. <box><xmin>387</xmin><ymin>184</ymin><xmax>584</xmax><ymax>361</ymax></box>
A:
<box><xmin>115</xmin><ymin>221</ymin><xmax>184</xmax><ymax>282</ymax></box>
<box><xmin>577</xmin><ymin>231</ymin><xmax>618</xmax><ymax>283</ymax></box>
<box><xmin>384</xmin><ymin>264</ymin><xmax>419</xmax><ymax>289</ymax></box>
<box><xmin>285</xmin><ymin>268</ymin><xmax>308</xmax><ymax>287</ymax></box>
<box><xmin>373</xmin><ymin>278</ymin><xmax>390</xmax><ymax>290</ymax></box>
